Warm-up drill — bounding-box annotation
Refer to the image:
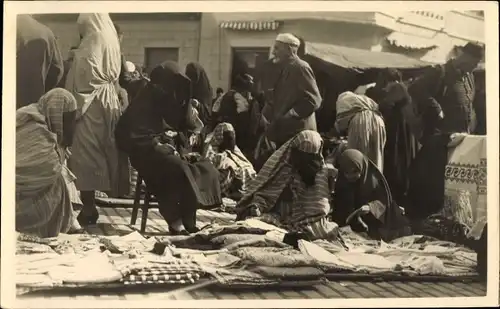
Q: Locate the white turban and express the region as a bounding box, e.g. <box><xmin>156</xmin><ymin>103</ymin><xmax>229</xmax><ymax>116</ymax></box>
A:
<box><xmin>275</xmin><ymin>33</ymin><xmax>300</xmax><ymax>47</ymax></box>
<box><xmin>125</xmin><ymin>61</ymin><xmax>136</xmax><ymax>73</ymax></box>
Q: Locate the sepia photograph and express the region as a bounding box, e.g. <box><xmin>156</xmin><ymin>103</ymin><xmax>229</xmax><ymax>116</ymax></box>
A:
<box><xmin>2</xmin><ymin>1</ymin><xmax>498</xmax><ymax>307</ymax></box>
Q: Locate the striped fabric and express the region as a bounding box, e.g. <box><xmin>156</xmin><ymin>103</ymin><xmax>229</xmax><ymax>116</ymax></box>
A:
<box><xmin>236</xmin><ymin>130</ymin><xmax>337</xmax><ymax>240</ymax></box>
<box><xmin>16</xmin><ymin>89</ymin><xmax>78</xmax><ymax>238</ymax></box>
<box><xmin>204</xmin><ymin>123</ymin><xmax>256</xmax><ymax>196</ymax></box>
<box><xmin>122</xmin><ymin>273</ymin><xmax>201</xmax><ymax>285</ymax></box>
<box><xmin>335</xmin><ymin>91</ymin><xmax>387</xmax><ymax>171</ymax></box>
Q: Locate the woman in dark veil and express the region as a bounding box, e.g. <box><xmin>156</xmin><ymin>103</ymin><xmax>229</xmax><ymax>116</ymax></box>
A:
<box><xmin>333</xmin><ymin>149</ymin><xmax>411</xmax><ymax>241</ymax></box>
<box><xmin>115</xmin><ymin>61</ymin><xmax>222</xmax><ymax>235</ymax></box>
<box><xmin>185</xmin><ymin>62</ymin><xmax>214</xmax><ymax>130</ymax></box>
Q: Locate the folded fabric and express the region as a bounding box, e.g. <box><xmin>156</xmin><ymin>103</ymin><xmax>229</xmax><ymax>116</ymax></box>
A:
<box><xmin>17</xmin><ymin>241</ymin><xmax>55</xmax><ymax>255</ymax></box>
<box><xmin>233</xmin><ymin>247</ymin><xmax>315</xmax><ymax>267</ymax></box>
<box><xmin>251</xmin><ymin>266</ymin><xmax>324</xmax><ymax>281</ymax></box>
<box><xmin>210</xmin><ymin>268</ymin><xmax>278</xmax><ymax>286</ymax></box>
<box><xmin>244</xmin><ymin>218</ymin><xmax>288</xmax><ymax>234</ymax></box>
<box><xmin>17</xmin><ymin>233</ymin><xmax>54</xmax><ymax>245</ymax></box>
<box><xmin>189</xmin><ymin>252</ymin><xmax>242</xmax><ymax>269</ymax></box>
<box><xmin>298</xmin><ymin>240</ymin><xmax>355</xmax><ymax>271</ymax></box>
<box><xmin>16</xmin><ymin>273</ymin><xmax>59</xmax><ymax>288</ymax></box>
<box><xmin>47</xmin><ymin>252</ymin><xmax>123</xmax><ymax>284</ymax></box>
<box><xmin>311</xmin><ymin>239</ymin><xmax>348</xmax><ymax>254</ymax></box>
<box><xmin>335</xmin><ymin>252</ymin><xmax>397</xmax><ymax>272</ymax></box>
<box><xmin>211</xmin><ymin>234</ymin><xmax>264</xmax><ymax>247</ymax></box>
<box><xmin>157</xmin><ymin>234</ymin><xmax>216</xmax><ymax>250</ymax></box>
<box><xmin>134</xmin><ymin>263</ymin><xmax>204</xmax><ymax>276</ymax></box>
<box><xmin>122</xmin><ymin>273</ymin><xmax>201</xmax><ymax>285</ymax></box>
<box><xmin>225</xmin><ymin>236</ymin><xmax>290</xmax><ymax>251</ymax></box>
<box><xmin>199</xmin><ymin>223</ymin><xmax>269</xmax><ymax>239</ymax></box>
<box><xmin>99</xmin><ymin>232</ymin><xmax>156</xmax><ymax>253</ymax></box>
<box><xmin>398</xmin><ymin>255</ymin><xmax>446</xmax><ymax>275</ymax></box>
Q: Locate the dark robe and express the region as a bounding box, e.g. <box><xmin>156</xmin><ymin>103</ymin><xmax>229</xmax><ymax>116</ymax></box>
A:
<box><xmin>16</xmin><ymin>15</ymin><xmax>64</xmax><ymax>109</ymax></box>
<box><xmin>366</xmin><ymin>86</ymin><xmax>418</xmax><ymax>208</ymax></box>
<box><xmin>212</xmin><ymin>90</ymin><xmax>261</xmax><ymax>159</ymax></box>
<box><xmin>185</xmin><ymin>62</ymin><xmax>213</xmax><ymax>129</ymax></box>
<box><xmin>261</xmin><ymin>56</ymin><xmax>322</xmax><ymax>147</ymax></box>
<box><xmin>115</xmin><ymin>61</ymin><xmax>221</xmax><ymax>232</ymax></box>
<box><xmin>333</xmin><ymin>149</ymin><xmax>410</xmax><ymax>242</ymax></box>
<box><xmin>409</xmin><ymin>63</ymin><xmax>475</xmax><ymax>134</ymax></box>
<box><xmin>406</xmin><ymin>133</ymin><xmax>451</xmax><ymax>222</ymax></box>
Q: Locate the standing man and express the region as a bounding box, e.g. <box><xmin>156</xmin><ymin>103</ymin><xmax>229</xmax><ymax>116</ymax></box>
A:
<box><xmin>16</xmin><ymin>15</ymin><xmax>64</xmax><ymax>109</ymax></box>
<box><xmin>409</xmin><ymin>42</ymin><xmax>484</xmax><ymax>135</ymax></box>
<box><xmin>260</xmin><ymin>33</ymin><xmax>322</xmax><ymax>148</ymax></box>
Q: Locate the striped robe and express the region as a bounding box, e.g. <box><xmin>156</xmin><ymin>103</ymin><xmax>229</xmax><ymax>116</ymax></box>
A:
<box><xmin>335</xmin><ymin>91</ymin><xmax>386</xmax><ymax>171</ymax></box>
<box><xmin>236</xmin><ymin>130</ymin><xmax>338</xmax><ymax>240</ymax></box>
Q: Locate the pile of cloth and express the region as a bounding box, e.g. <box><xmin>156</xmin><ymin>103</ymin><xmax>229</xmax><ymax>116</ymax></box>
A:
<box><xmin>152</xmin><ymin>219</ymin><xmax>479</xmax><ymax>287</ymax></box>
<box><xmin>15</xmin><ymin>232</ymin><xmax>209</xmax><ymax>295</ymax></box>
<box><xmin>16</xmin><ymin>218</ymin><xmax>480</xmax><ymax>295</ymax></box>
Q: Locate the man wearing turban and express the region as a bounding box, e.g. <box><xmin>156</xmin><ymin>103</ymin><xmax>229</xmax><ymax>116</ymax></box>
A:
<box><xmin>260</xmin><ymin>33</ymin><xmax>322</xmax><ymax>148</ymax></box>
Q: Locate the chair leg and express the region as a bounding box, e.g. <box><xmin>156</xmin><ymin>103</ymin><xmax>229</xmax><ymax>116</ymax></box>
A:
<box><xmin>141</xmin><ymin>191</ymin><xmax>150</xmax><ymax>233</ymax></box>
<box><xmin>131</xmin><ymin>175</ymin><xmax>143</xmax><ymax>225</ymax></box>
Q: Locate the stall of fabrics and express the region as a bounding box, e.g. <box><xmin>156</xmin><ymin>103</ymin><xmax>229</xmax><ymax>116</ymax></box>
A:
<box><xmin>17</xmin><ymin>214</ymin><xmax>481</xmax><ymax>297</ymax></box>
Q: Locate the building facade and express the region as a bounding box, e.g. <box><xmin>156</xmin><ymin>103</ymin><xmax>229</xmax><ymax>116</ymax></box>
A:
<box><xmin>35</xmin><ymin>11</ymin><xmax>485</xmax><ymax>91</ymax></box>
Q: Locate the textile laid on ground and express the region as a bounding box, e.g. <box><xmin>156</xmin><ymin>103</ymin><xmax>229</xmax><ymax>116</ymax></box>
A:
<box><xmin>16</xmin><ymin>218</ymin><xmax>479</xmax><ymax>295</ymax></box>
<box><xmin>443</xmin><ymin>135</ymin><xmax>486</xmax><ymax>233</ymax></box>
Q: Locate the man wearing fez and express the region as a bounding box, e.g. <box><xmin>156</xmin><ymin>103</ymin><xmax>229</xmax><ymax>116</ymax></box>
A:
<box><xmin>260</xmin><ymin>33</ymin><xmax>322</xmax><ymax>147</ymax></box>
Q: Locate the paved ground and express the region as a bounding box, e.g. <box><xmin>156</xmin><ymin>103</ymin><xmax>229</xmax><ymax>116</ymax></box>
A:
<box><xmin>17</xmin><ymin>206</ymin><xmax>487</xmax><ymax>300</ymax></box>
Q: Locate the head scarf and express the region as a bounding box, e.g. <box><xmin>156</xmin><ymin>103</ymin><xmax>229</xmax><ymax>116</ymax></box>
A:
<box><xmin>185</xmin><ymin>62</ymin><xmax>213</xmax><ymax>124</ymax></box>
<box><xmin>149</xmin><ymin>61</ymin><xmax>193</xmax><ymax>131</ymax></box>
<box><xmin>236</xmin><ymin>130</ymin><xmax>330</xmax><ymax>227</ymax></box>
<box><xmin>204</xmin><ymin>122</ymin><xmax>256</xmax><ymax>185</ymax></box>
<box><xmin>65</xmin><ymin>13</ymin><xmax>121</xmax><ymax>116</ymax></box>
<box><xmin>37</xmin><ymin>88</ymin><xmax>78</xmax><ymax>144</ymax></box>
<box><xmin>334</xmin><ymin>148</ymin><xmax>392</xmax><ymax>221</ymax></box>
<box><xmin>335</xmin><ymin>91</ymin><xmax>380</xmax><ymax>131</ymax></box>
<box><xmin>338</xmin><ymin>148</ymin><xmax>369</xmax><ymax>183</ymax></box>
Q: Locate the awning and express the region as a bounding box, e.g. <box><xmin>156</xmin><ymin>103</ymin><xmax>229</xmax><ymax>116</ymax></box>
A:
<box><xmin>386</xmin><ymin>32</ymin><xmax>438</xmax><ymax>50</ymax></box>
<box><xmin>219</xmin><ymin>20</ymin><xmax>281</xmax><ymax>31</ymax></box>
<box><xmin>304</xmin><ymin>42</ymin><xmax>432</xmax><ymax>70</ymax></box>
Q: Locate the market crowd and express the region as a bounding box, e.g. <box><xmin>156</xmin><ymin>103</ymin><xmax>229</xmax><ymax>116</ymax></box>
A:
<box><xmin>15</xmin><ymin>13</ymin><xmax>486</xmax><ymax>252</ymax></box>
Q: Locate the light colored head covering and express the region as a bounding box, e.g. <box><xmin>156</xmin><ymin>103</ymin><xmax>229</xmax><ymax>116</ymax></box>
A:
<box><xmin>275</xmin><ymin>33</ymin><xmax>300</xmax><ymax>47</ymax></box>
<box><xmin>65</xmin><ymin>13</ymin><xmax>121</xmax><ymax>116</ymax></box>
<box><xmin>335</xmin><ymin>91</ymin><xmax>380</xmax><ymax>131</ymax></box>
<box><xmin>125</xmin><ymin>61</ymin><xmax>136</xmax><ymax>73</ymax></box>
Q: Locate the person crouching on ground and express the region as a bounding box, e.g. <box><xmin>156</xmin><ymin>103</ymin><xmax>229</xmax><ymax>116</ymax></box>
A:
<box><xmin>16</xmin><ymin>88</ymin><xmax>82</xmax><ymax>237</ymax></box>
<box><xmin>333</xmin><ymin>149</ymin><xmax>411</xmax><ymax>242</ymax></box>
<box><xmin>235</xmin><ymin>130</ymin><xmax>338</xmax><ymax>241</ymax></box>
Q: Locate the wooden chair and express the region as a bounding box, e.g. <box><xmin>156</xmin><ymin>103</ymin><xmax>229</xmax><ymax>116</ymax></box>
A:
<box><xmin>130</xmin><ymin>174</ymin><xmax>158</xmax><ymax>233</ymax></box>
